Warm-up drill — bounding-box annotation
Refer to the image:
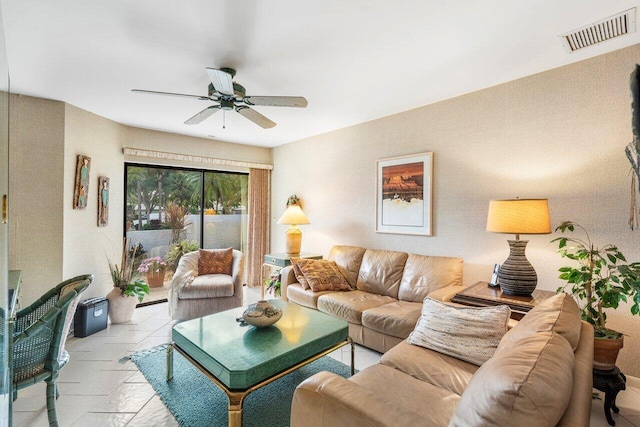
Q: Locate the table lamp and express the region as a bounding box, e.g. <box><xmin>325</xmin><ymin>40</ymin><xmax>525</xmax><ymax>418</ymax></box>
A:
<box><xmin>277</xmin><ymin>203</ymin><xmax>310</xmax><ymax>255</ymax></box>
<box><xmin>486</xmin><ymin>198</ymin><xmax>551</xmax><ymax>296</ymax></box>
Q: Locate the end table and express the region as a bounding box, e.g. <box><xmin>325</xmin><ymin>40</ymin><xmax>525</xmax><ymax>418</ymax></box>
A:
<box><xmin>593</xmin><ymin>366</ymin><xmax>626</xmax><ymax>426</ymax></box>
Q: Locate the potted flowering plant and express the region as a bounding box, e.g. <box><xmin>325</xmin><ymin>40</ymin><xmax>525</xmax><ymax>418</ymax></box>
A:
<box><xmin>107</xmin><ymin>238</ymin><xmax>150</xmax><ymax>323</ymax></box>
<box><xmin>553</xmin><ymin>221</ymin><xmax>640</xmax><ymax>370</ymax></box>
<box><xmin>138</xmin><ymin>256</ymin><xmax>168</xmax><ymax>288</ymax></box>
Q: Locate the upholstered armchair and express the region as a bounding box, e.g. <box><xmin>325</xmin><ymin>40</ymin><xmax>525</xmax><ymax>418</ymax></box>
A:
<box><xmin>168</xmin><ymin>249</ymin><xmax>244</xmax><ymax>321</ymax></box>
<box><xmin>11</xmin><ymin>274</ymin><xmax>94</xmax><ymax>427</ymax></box>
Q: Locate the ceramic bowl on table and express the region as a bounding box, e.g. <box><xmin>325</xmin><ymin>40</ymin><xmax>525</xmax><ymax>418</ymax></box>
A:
<box><xmin>242</xmin><ymin>300</ymin><xmax>282</xmax><ymax>328</ymax></box>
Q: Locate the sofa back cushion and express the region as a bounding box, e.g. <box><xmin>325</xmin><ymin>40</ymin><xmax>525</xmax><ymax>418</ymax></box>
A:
<box><xmin>327</xmin><ymin>245</ymin><xmax>367</xmax><ymax>289</ymax></box>
<box><xmin>398</xmin><ymin>254</ymin><xmax>464</xmax><ymax>302</ymax></box>
<box><xmin>450</xmin><ymin>332</ymin><xmax>574</xmax><ymax>426</ymax></box>
<box><xmin>498</xmin><ymin>292</ymin><xmax>582</xmax><ymax>352</ymax></box>
<box><xmin>356</xmin><ymin>249</ymin><xmax>408</xmax><ymax>298</ymax></box>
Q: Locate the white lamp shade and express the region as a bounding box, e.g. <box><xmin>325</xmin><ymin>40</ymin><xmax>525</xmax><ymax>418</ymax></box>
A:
<box><xmin>486</xmin><ymin>199</ymin><xmax>551</xmax><ymax>235</ymax></box>
<box><xmin>277</xmin><ymin>205</ymin><xmax>310</xmax><ymax>225</ymax></box>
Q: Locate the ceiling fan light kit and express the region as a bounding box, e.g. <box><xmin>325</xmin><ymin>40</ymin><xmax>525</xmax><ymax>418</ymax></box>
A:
<box><xmin>132</xmin><ymin>67</ymin><xmax>307</xmax><ymax>129</ymax></box>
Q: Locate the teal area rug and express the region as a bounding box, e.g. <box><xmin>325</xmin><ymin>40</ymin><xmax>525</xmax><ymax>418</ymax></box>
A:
<box><xmin>128</xmin><ymin>345</ymin><xmax>352</xmax><ymax>427</ymax></box>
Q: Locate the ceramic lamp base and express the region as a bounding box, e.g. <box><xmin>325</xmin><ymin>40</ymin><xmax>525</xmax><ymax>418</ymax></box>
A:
<box><xmin>285</xmin><ymin>226</ymin><xmax>302</xmax><ymax>255</ymax></box>
<box><xmin>498</xmin><ymin>239</ymin><xmax>537</xmax><ymax>296</ymax></box>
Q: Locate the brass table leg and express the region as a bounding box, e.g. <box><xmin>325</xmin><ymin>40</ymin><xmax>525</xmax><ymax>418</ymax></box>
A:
<box><xmin>166</xmin><ymin>343</ymin><xmax>174</xmax><ymax>381</ymax></box>
<box><xmin>227</xmin><ymin>392</ymin><xmax>246</xmax><ymax>427</ymax></box>
<box><xmin>349</xmin><ymin>337</ymin><xmax>355</xmax><ymax>376</ymax></box>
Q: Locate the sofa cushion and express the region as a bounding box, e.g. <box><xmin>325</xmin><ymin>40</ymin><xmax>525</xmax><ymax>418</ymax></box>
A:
<box><xmin>450</xmin><ymin>332</ymin><xmax>574</xmax><ymax>427</ymax></box>
<box><xmin>350</xmin><ymin>363</ymin><xmax>460</xmax><ymax>425</ymax></box>
<box><xmin>361</xmin><ymin>301</ymin><xmax>422</xmax><ymax>339</ymax></box>
<box><xmin>398</xmin><ymin>254</ymin><xmax>464</xmax><ymax>302</ymax></box>
<box><xmin>286</xmin><ymin>283</ymin><xmax>337</xmax><ymax>309</ymax></box>
<box><xmin>317</xmin><ymin>290</ymin><xmax>396</xmax><ymax>324</ymax></box>
<box><xmin>295</xmin><ymin>259</ymin><xmax>352</xmax><ymax>292</ymax></box>
<box><xmin>356</xmin><ymin>249</ymin><xmax>408</xmax><ymax>298</ymax></box>
<box><xmin>408</xmin><ymin>298</ymin><xmax>510</xmax><ymax>366</ymax></box>
<box><xmin>291</xmin><ymin>260</ymin><xmax>310</xmax><ymax>290</ymax></box>
<box><xmin>198</xmin><ymin>248</ymin><xmax>233</xmax><ymax>276</ymax></box>
<box><xmin>498</xmin><ymin>292</ymin><xmax>582</xmax><ymax>352</ymax></box>
<box><xmin>327</xmin><ymin>245</ymin><xmax>367</xmax><ymax>289</ymax></box>
<box><xmin>178</xmin><ymin>274</ymin><xmax>234</xmax><ymax>299</ymax></box>
<box><xmin>380</xmin><ymin>340</ymin><xmax>478</xmax><ymax>396</ymax></box>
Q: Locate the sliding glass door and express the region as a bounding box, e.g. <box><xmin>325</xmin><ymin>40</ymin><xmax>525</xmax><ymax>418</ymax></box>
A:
<box><xmin>124</xmin><ymin>164</ymin><xmax>248</xmax><ymax>274</ymax></box>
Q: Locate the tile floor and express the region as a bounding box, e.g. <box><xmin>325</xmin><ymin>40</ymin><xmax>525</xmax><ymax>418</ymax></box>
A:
<box><xmin>12</xmin><ymin>286</ymin><xmax>640</xmax><ymax>426</ymax></box>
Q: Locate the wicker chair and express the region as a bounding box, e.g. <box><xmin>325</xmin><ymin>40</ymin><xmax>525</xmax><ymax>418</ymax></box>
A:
<box><xmin>11</xmin><ymin>274</ymin><xmax>93</xmax><ymax>426</ymax></box>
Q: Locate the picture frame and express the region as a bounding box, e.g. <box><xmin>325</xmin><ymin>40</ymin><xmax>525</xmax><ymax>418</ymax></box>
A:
<box><xmin>73</xmin><ymin>154</ymin><xmax>91</xmax><ymax>209</ymax></box>
<box><xmin>98</xmin><ymin>176</ymin><xmax>109</xmax><ymax>227</ymax></box>
<box><xmin>376</xmin><ymin>152</ymin><xmax>433</xmax><ymax>236</ymax></box>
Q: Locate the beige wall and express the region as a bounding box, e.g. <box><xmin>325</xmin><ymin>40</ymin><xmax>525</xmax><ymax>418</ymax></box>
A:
<box><xmin>272</xmin><ymin>43</ymin><xmax>640</xmax><ymax>376</ymax></box>
<box><xmin>9</xmin><ymin>95</ymin><xmax>65</xmax><ymax>304</ymax></box>
<box><xmin>9</xmin><ymin>98</ymin><xmax>271</xmax><ymax>303</ymax></box>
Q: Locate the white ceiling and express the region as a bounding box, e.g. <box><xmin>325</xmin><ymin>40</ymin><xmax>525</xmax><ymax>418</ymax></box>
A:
<box><xmin>2</xmin><ymin>0</ymin><xmax>640</xmax><ymax>148</ymax></box>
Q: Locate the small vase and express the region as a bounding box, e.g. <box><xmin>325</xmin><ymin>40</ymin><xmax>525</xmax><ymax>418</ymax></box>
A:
<box><xmin>242</xmin><ymin>300</ymin><xmax>282</xmax><ymax>328</ymax></box>
<box><xmin>146</xmin><ymin>268</ymin><xmax>166</xmax><ymax>288</ymax></box>
<box><xmin>106</xmin><ymin>287</ymin><xmax>138</xmax><ymax>323</ymax></box>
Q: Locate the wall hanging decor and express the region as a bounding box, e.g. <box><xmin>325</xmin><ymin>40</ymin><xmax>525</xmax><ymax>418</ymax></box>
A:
<box><xmin>73</xmin><ymin>154</ymin><xmax>91</xmax><ymax>209</ymax></box>
<box><xmin>98</xmin><ymin>176</ymin><xmax>109</xmax><ymax>226</ymax></box>
<box><xmin>376</xmin><ymin>152</ymin><xmax>433</xmax><ymax>236</ymax></box>
<box><xmin>627</xmin><ymin>64</ymin><xmax>640</xmax><ymax>230</ymax></box>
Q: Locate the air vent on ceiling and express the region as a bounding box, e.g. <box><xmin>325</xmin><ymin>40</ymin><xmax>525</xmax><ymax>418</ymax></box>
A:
<box><xmin>559</xmin><ymin>8</ymin><xmax>636</xmax><ymax>53</ymax></box>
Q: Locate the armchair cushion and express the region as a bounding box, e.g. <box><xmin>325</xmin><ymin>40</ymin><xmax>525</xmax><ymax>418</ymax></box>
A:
<box><xmin>198</xmin><ymin>248</ymin><xmax>233</xmax><ymax>275</ymax></box>
<box><xmin>178</xmin><ymin>274</ymin><xmax>235</xmax><ymax>299</ymax></box>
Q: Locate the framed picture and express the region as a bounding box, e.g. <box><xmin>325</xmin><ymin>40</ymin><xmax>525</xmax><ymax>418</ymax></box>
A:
<box><xmin>73</xmin><ymin>154</ymin><xmax>91</xmax><ymax>209</ymax></box>
<box><xmin>376</xmin><ymin>152</ymin><xmax>433</xmax><ymax>235</ymax></box>
<box><xmin>98</xmin><ymin>176</ymin><xmax>109</xmax><ymax>227</ymax></box>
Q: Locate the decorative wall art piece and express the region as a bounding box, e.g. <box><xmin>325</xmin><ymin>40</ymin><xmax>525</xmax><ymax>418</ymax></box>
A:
<box><xmin>98</xmin><ymin>176</ymin><xmax>109</xmax><ymax>227</ymax></box>
<box><xmin>73</xmin><ymin>154</ymin><xmax>91</xmax><ymax>209</ymax></box>
<box><xmin>376</xmin><ymin>152</ymin><xmax>433</xmax><ymax>236</ymax></box>
<box><xmin>627</xmin><ymin>64</ymin><xmax>640</xmax><ymax>230</ymax></box>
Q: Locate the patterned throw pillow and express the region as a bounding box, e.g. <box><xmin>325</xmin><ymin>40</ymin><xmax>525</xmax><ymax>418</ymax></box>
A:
<box><xmin>291</xmin><ymin>258</ymin><xmax>310</xmax><ymax>290</ymax></box>
<box><xmin>408</xmin><ymin>297</ymin><xmax>511</xmax><ymax>366</ymax></box>
<box><xmin>198</xmin><ymin>248</ymin><xmax>233</xmax><ymax>276</ymax></box>
<box><xmin>295</xmin><ymin>259</ymin><xmax>351</xmax><ymax>292</ymax></box>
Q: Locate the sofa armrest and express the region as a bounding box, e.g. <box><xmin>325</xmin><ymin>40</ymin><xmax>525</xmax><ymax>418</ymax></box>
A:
<box><xmin>280</xmin><ymin>266</ymin><xmax>297</xmax><ymax>302</ymax></box>
<box><xmin>427</xmin><ymin>284</ymin><xmax>467</xmax><ymax>302</ymax></box>
<box><xmin>291</xmin><ymin>371</ymin><xmax>428</xmax><ymax>427</ymax></box>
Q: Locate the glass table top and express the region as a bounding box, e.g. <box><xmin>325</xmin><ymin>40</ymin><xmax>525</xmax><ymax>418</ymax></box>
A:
<box><xmin>172</xmin><ymin>299</ymin><xmax>348</xmax><ymax>389</ymax></box>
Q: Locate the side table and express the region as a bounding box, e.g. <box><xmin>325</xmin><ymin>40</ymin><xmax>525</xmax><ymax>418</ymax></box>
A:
<box><xmin>261</xmin><ymin>252</ymin><xmax>322</xmax><ymax>298</ymax></box>
<box><xmin>451</xmin><ymin>281</ymin><xmax>556</xmax><ymax>320</ymax></box>
<box><xmin>593</xmin><ymin>366</ymin><xmax>626</xmax><ymax>426</ymax></box>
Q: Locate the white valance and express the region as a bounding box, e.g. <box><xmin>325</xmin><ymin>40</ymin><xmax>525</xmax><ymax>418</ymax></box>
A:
<box><xmin>122</xmin><ymin>147</ymin><xmax>273</xmax><ymax>170</ymax></box>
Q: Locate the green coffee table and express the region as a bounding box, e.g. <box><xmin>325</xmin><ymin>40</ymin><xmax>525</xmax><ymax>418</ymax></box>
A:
<box><xmin>167</xmin><ymin>299</ymin><xmax>352</xmax><ymax>427</ymax></box>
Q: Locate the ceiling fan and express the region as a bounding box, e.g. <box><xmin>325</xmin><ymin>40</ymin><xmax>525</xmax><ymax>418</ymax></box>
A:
<box><xmin>132</xmin><ymin>67</ymin><xmax>308</xmax><ymax>129</ymax></box>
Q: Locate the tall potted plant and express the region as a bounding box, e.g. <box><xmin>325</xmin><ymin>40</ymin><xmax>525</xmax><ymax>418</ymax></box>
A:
<box><xmin>553</xmin><ymin>221</ymin><xmax>640</xmax><ymax>370</ymax></box>
<box><xmin>106</xmin><ymin>238</ymin><xmax>150</xmax><ymax>323</ymax></box>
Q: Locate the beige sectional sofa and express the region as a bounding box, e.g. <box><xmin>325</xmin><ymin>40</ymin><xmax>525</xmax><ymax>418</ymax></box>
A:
<box><xmin>291</xmin><ymin>292</ymin><xmax>594</xmax><ymax>426</ymax></box>
<box><xmin>280</xmin><ymin>245</ymin><xmax>465</xmax><ymax>353</ymax></box>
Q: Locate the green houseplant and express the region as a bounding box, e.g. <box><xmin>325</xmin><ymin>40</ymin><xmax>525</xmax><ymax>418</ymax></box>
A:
<box><xmin>106</xmin><ymin>238</ymin><xmax>150</xmax><ymax>323</ymax></box>
<box><xmin>553</xmin><ymin>221</ymin><xmax>640</xmax><ymax>369</ymax></box>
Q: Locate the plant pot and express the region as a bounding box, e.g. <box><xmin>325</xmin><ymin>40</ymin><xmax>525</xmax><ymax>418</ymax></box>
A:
<box><xmin>146</xmin><ymin>268</ymin><xmax>166</xmax><ymax>288</ymax></box>
<box><xmin>593</xmin><ymin>335</ymin><xmax>624</xmax><ymax>371</ymax></box>
<box><xmin>106</xmin><ymin>287</ymin><xmax>138</xmax><ymax>324</ymax></box>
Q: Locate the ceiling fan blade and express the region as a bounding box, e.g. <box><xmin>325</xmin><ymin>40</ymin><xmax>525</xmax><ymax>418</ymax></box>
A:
<box><xmin>131</xmin><ymin>89</ymin><xmax>212</xmax><ymax>101</ymax></box>
<box><xmin>206</xmin><ymin>68</ymin><xmax>235</xmax><ymax>96</ymax></box>
<box><xmin>236</xmin><ymin>106</ymin><xmax>276</xmax><ymax>129</ymax></box>
<box><xmin>243</xmin><ymin>96</ymin><xmax>308</xmax><ymax>108</ymax></box>
<box><xmin>184</xmin><ymin>106</ymin><xmax>220</xmax><ymax>125</ymax></box>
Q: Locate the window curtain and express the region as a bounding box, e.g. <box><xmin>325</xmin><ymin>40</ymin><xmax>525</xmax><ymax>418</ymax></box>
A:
<box><xmin>247</xmin><ymin>168</ymin><xmax>270</xmax><ymax>288</ymax></box>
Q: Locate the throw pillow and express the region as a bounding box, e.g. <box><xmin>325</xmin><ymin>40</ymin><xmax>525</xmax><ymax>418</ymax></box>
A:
<box><xmin>408</xmin><ymin>297</ymin><xmax>510</xmax><ymax>366</ymax></box>
<box><xmin>198</xmin><ymin>248</ymin><xmax>233</xmax><ymax>276</ymax></box>
<box><xmin>291</xmin><ymin>258</ymin><xmax>310</xmax><ymax>290</ymax></box>
<box><xmin>295</xmin><ymin>259</ymin><xmax>351</xmax><ymax>292</ymax></box>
